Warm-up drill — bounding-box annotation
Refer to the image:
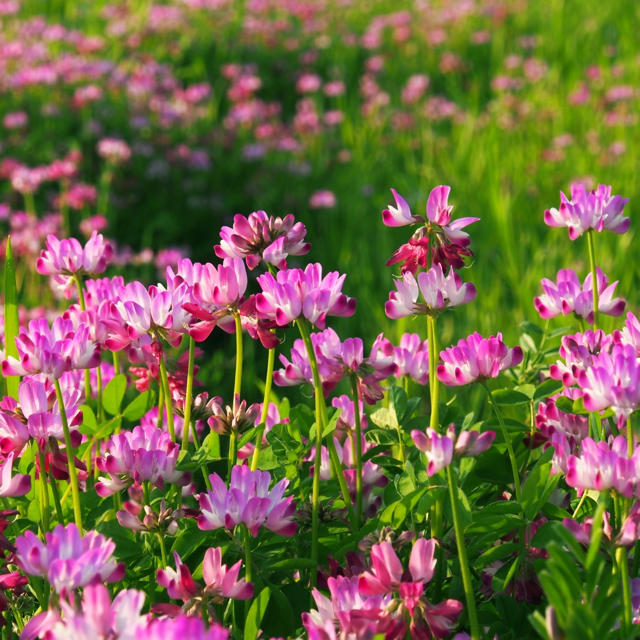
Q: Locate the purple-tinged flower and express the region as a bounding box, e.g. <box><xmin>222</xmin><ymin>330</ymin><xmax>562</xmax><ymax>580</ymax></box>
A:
<box><xmin>42</xmin><ymin>583</ymin><xmax>146</xmax><ymax>640</ymax></box>
<box><xmin>615</xmin><ymin>502</ymin><xmax>640</xmax><ymax>547</ymax></box>
<box><xmin>411</xmin><ymin>425</ymin><xmax>495</xmax><ymax>475</ymax></box>
<box><xmin>385</xmin><ymin>264</ymin><xmax>476</xmax><ymax>319</ymax></box>
<box><xmin>36</xmin><ymin>232</ymin><xmax>113</xmax><ymax>277</ymax></box>
<box><xmin>2</xmin><ymin>317</ymin><xmax>100</xmax><ymax>379</ymax></box>
<box><xmin>157</xmin><ymin>547</ymin><xmax>253</xmax><ymax>606</ymax></box>
<box><xmin>614</xmin><ymin>312</ymin><xmax>640</xmax><ymax>355</ymax></box>
<box><xmin>379</xmin><ymin>333</ymin><xmax>430</xmax><ymax>385</ymax></box>
<box><xmin>96</xmin><ymin>424</ymin><xmax>190</xmax><ymax>497</ymax></box>
<box><xmin>562</xmin><ymin>513</ymin><xmax>612</xmax><ymax>546</ymax></box>
<box><xmin>533</xmin><ymin>268</ymin><xmax>625</xmax><ymax>324</ymax></box>
<box><xmin>207</xmin><ymin>395</ymin><xmax>261</xmax><ymax>435</ymax></box>
<box><xmin>535</xmin><ymin>397</ymin><xmax>588</xmax><ymax>447</ymax></box>
<box><xmin>578</xmin><ymin>344</ymin><xmax>640</xmax><ymax>420</ymax></box>
<box><xmin>549</xmin><ymin>330</ymin><xmax>614</xmax><ymax>386</ymax></box>
<box><xmin>564</xmin><ymin>436</ymin><xmax>637</xmax><ymax>497</ymax></box>
<box><xmin>0</xmin><ymin>453</ymin><xmax>30</xmax><ymax>497</ymax></box>
<box><xmin>97</xmin><ymin>138</ymin><xmax>131</xmax><ymax>165</ymax></box>
<box><xmin>437</xmin><ymin>332</ymin><xmax>523</xmax><ymax>386</ymax></box>
<box><xmin>197</xmin><ymin>466</ymin><xmax>297</xmax><ymax>537</ymax></box>
<box><xmin>15</xmin><ymin>524</ymin><xmax>125</xmax><ymax>595</ymax></box>
<box><xmin>137</xmin><ymin>616</ymin><xmax>229</xmax><ymax>640</ymax></box>
<box><xmin>18</xmin><ymin>378</ymin><xmax>83</xmax><ymax>446</ymax></box>
<box><xmin>382</xmin><ymin>189</ymin><xmax>422</xmax><ymax>227</ymax></box>
<box><xmin>214</xmin><ymin>210</ymin><xmax>310</xmax><ymax>270</ymax></box>
<box><xmin>303</xmin><ymin>575</ymin><xmax>395</xmax><ymax>640</ymax></box>
<box><xmin>256</xmin><ymin>263</ymin><xmax>356</xmax><ymax>329</ymax></box>
<box><xmin>544</xmin><ymin>183</ymin><xmax>629</xmax><ymax>240</ymax></box>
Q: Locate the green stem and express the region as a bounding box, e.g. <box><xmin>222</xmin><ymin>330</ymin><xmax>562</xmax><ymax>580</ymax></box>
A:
<box><xmin>48</xmin><ymin>468</ymin><xmax>64</xmax><ymax>523</ymax></box>
<box><xmin>627</xmin><ymin>417</ymin><xmax>634</xmax><ymax>458</ymax></box>
<box><xmin>180</xmin><ymin>337</ymin><xmax>196</xmax><ymax>452</ymax></box>
<box><xmin>227</xmin><ymin>313</ymin><xmax>244</xmax><ymax>479</ymax></box>
<box><xmin>586</xmin><ymin>492</ymin><xmax>609</xmax><ymax>569</ymax></box>
<box><xmin>158</xmin><ymin>353</ymin><xmax>175</xmax><ymax>441</ymax></box>
<box><xmin>350</xmin><ymin>374</ymin><xmax>363</xmax><ymax>529</ymax></box>
<box><xmin>54</xmin><ymin>378</ymin><xmax>83</xmax><ymax>532</ymax></box>
<box><xmin>37</xmin><ymin>449</ymin><xmax>50</xmax><ymax>532</ymax></box>
<box><xmin>112</xmin><ymin>351</ymin><xmax>120</xmax><ymax>375</ymax></box>
<box><xmin>97</xmin><ymin>168</ymin><xmax>113</xmax><ymax>216</ymax></box>
<box><xmin>483</xmin><ymin>383</ymin><xmax>522</xmax><ymax>503</ymax></box>
<box><xmin>617</xmin><ymin>546</ymin><xmax>632</xmax><ymax>636</ymax></box>
<box><xmin>251</xmin><ymin>342</ymin><xmax>276</xmax><ymax>471</ymax></box>
<box><xmin>296</xmin><ymin>319</ymin><xmax>355</xmax><ymax>579</ymax></box>
<box><xmin>428</xmin><ymin>315</ymin><xmax>439</xmax><ymax>432</ymax></box>
<box><xmin>157</xmin><ymin>532</ymin><xmax>168</xmax><ymax>569</ymax></box>
<box><xmin>243</xmin><ymin>524</ymin><xmax>253</xmax><ymax>583</ymax></box>
<box><xmin>586</xmin><ymin>229</ymin><xmax>599</xmax><ymax>330</ymax></box>
<box><xmin>446</xmin><ymin>465</ymin><xmax>480</xmax><ymax>640</ymax></box>
<box><xmin>74</xmin><ymin>275</ymin><xmax>92</xmax><ymax>403</ymax></box>
<box><xmin>24</xmin><ymin>191</ymin><xmax>36</xmax><ymax>216</ymax></box>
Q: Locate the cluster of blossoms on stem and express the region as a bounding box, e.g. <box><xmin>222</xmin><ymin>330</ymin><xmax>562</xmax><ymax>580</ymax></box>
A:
<box><xmin>544</xmin><ymin>183</ymin><xmax>629</xmax><ymax>240</ymax></box>
<box><xmin>157</xmin><ymin>546</ymin><xmax>253</xmax><ymax>616</ymax></box>
<box><xmin>95</xmin><ymin>424</ymin><xmax>191</xmax><ymax>496</ymax></box>
<box><xmin>274</xmin><ymin>328</ymin><xmax>394</xmax><ymax>402</ymax></box>
<box><xmin>411</xmin><ymin>424</ymin><xmax>496</xmax><ymax>476</ymax></box>
<box><xmin>197</xmin><ymin>466</ymin><xmax>297</xmax><ymax>537</ymax></box>
<box><xmin>214</xmin><ymin>210</ymin><xmax>310</xmax><ymax>270</ymax></box>
<box><xmin>437</xmin><ymin>332</ymin><xmax>523</xmax><ymax>386</ymax></box>
<box><xmin>303</xmin><ymin>538</ymin><xmax>463</xmax><ymax>639</ymax></box>
<box><xmin>2</xmin><ymin>317</ymin><xmax>100</xmax><ymax>379</ymax></box>
<box><xmin>533</xmin><ymin>267</ymin><xmax>625</xmax><ymax>324</ymax></box>
<box><xmin>563</xmin><ymin>501</ymin><xmax>640</xmax><ymax>549</ymax></box>
<box><xmin>382</xmin><ymin>185</ymin><xmax>478</xmax><ymax>273</ymax></box>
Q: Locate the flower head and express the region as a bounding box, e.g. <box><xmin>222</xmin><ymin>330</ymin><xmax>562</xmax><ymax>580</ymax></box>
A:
<box><xmin>15</xmin><ymin>524</ymin><xmax>125</xmax><ymax>594</ymax></box>
<box><xmin>544</xmin><ymin>183</ymin><xmax>629</xmax><ymax>240</ymax></box>
<box><xmin>437</xmin><ymin>332</ymin><xmax>523</xmax><ymax>386</ymax></box>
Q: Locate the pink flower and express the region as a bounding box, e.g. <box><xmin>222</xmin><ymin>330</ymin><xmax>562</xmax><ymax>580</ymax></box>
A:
<box><xmin>137</xmin><ymin>617</ymin><xmax>229</xmax><ymax>640</ymax></box>
<box><xmin>533</xmin><ymin>267</ymin><xmax>625</xmax><ymax>323</ymax></box>
<box><xmin>0</xmin><ymin>453</ymin><xmax>30</xmax><ymax>497</ymax></box>
<box><xmin>157</xmin><ymin>547</ymin><xmax>253</xmax><ymax>604</ymax></box>
<box><xmin>15</xmin><ymin>524</ymin><xmax>125</xmax><ymax>594</ymax></box>
<box><xmin>214</xmin><ymin>210</ymin><xmax>310</xmax><ymax>270</ymax></box>
<box><xmin>385</xmin><ymin>264</ymin><xmax>476</xmax><ymax>319</ymax></box>
<box><xmin>578</xmin><ymin>344</ymin><xmax>640</xmax><ymax>419</ymax></box>
<box><xmin>411</xmin><ymin>425</ymin><xmax>495</xmax><ymax>475</ymax></box>
<box><xmin>2</xmin><ymin>317</ymin><xmax>100</xmax><ymax>379</ymax></box>
<box><xmin>309</xmin><ymin>190</ymin><xmax>337</xmax><ymax>209</ymax></box>
<box><xmin>544</xmin><ymin>183</ymin><xmax>629</xmax><ymax>240</ymax></box>
<box><xmin>549</xmin><ymin>330</ymin><xmax>614</xmax><ymax>386</ymax></box>
<box><xmin>96</xmin><ymin>424</ymin><xmax>190</xmax><ymax>496</ymax></box>
<box><xmin>36</xmin><ymin>232</ymin><xmax>113</xmax><ymax>277</ymax></box>
<box><xmin>97</xmin><ymin>138</ymin><xmax>131</xmax><ymax>165</ymax></box>
<box><xmin>42</xmin><ymin>583</ymin><xmax>146</xmax><ymax>640</ymax></box>
<box><xmin>256</xmin><ymin>263</ymin><xmax>356</xmax><ymax>329</ymax></box>
<box><xmin>382</xmin><ymin>189</ymin><xmax>423</xmax><ymax>227</ymax></box>
<box><xmin>437</xmin><ymin>332</ymin><xmax>523</xmax><ymax>386</ymax></box>
<box><xmin>197</xmin><ymin>466</ymin><xmax>297</xmax><ymax>537</ymax></box>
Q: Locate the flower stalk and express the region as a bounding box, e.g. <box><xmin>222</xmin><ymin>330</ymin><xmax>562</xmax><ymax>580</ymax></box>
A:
<box><xmin>586</xmin><ymin>230</ymin><xmax>600</xmax><ymax>330</ymax></box>
<box><xmin>251</xmin><ymin>343</ymin><xmax>276</xmax><ymax>471</ymax></box>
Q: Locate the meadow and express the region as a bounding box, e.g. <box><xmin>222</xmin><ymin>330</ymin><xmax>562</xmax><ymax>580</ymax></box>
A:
<box><xmin>0</xmin><ymin>0</ymin><xmax>639</xmax><ymax>638</ymax></box>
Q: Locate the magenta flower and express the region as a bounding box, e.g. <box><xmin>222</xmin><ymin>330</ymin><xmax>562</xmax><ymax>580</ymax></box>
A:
<box><xmin>535</xmin><ymin>397</ymin><xmax>588</xmax><ymax>447</ymax></box>
<box><xmin>385</xmin><ymin>264</ymin><xmax>476</xmax><ymax>319</ymax></box>
<box><xmin>41</xmin><ymin>583</ymin><xmax>146</xmax><ymax>640</ymax></box>
<box><xmin>2</xmin><ymin>317</ymin><xmax>100</xmax><ymax>379</ymax></box>
<box><xmin>375</xmin><ymin>333</ymin><xmax>430</xmax><ymax>385</ymax></box>
<box><xmin>137</xmin><ymin>616</ymin><xmax>229</xmax><ymax>640</ymax></box>
<box><xmin>157</xmin><ymin>547</ymin><xmax>253</xmax><ymax>605</ymax></box>
<box><xmin>564</xmin><ymin>436</ymin><xmax>637</xmax><ymax>498</ymax></box>
<box><xmin>578</xmin><ymin>344</ymin><xmax>640</xmax><ymax>419</ymax></box>
<box><xmin>533</xmin><ymin>267</ymin><xmax>625</xmax><ymax>323</ymax></box>
<box><xmin>97</xmin><ymin>138</ymin><xmax>132</xmax><ymax>165</ymax></box>
<box><xmin>382</xmin><ymin>189</ymin><xmax>423</xmax><ymax>227</ymax></box>
<box><xmin>615</xmin><ymin>312</ymin><xmax>640</xmax><ymax>354</ymax></box>
<box><xmin>544</xmin><ymin>183</ymin><xmax>629</xmax><ymax>240</ymax></box>
<box><xmin>214</xmin><ymin>210</ymin><xmax>310</xmax><ymax>270</ymax></box>
<box><xmin>197</xmin><ymin>465</ymin><xmax>297</xmax><ymax>537</ymax></box>
<box><xmin>411</xmin><ymin>425</ymin><xmax>495</xmax><ymax>475</ymax></box>
<box><xmin>96</xmin><ymin>424</ymin><xmax>190</xmax><ymax>496</ymax></box>
<box><xmin>256</xmin><ymin>263</ymin><xmax>356</xmax><ymax>328</ymax></box>
<box><xmin>15</xmin><ymin>524</ymin><xmax>125</xmax><ymax>594</ymax></box>
<box><xmin>549</xmin><ymin>330</ymin><xmax>614</xmax><ymax>387</ymax></box>
<box><xmin>0</xmin><ymin>453</ymin><xmax>30</xmax><ymax>497</ymax></box>
<box><xmin>36</xmin><ymin>231</ymin><xmax>113</xmax><ymax>277</ymax></box>
<box><xmin>437</xmin><ymin>332</ymin><xmax>523</xmax><ymax>386</ymax></box>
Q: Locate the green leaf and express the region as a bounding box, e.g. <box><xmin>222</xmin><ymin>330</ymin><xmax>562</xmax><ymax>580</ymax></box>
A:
<box><xmin>521</xmin><ymin>448</ymin><xmax>558</xmax><ymax>520</ymax></box>
<box><xmin>244</xmin><ymin>587</ymin><xmax>271</xmax><ymax>640</ymax></box>
<box><xmin>370</xmin><ymin>407</ymin><xmax>398</xmax><ymax>429</ymax></box>
<box><xmin>122</xmin><ymin>390</ymin><xmax>154</xmax><ymax>422</ymax></box>
<box><xmin>3</xmin><ymin>236</ymin><xmax>19</xmax><ymax>399</ymax></box>
<box><xmin>533</xmin><ymin>378</ymin><xmax>564</xmax><ymax>400</ymax></box>
<box><xmin>102</xmin><ymin>374</ymin><xmax>127</xmax><ymax>416</ymax></box>
<box><xmin>554</xmin><ymin>396</ymin><xmax>574</xmax><ymax>413</ymax></box>
<box><xmin>78</xmin><ymin>404</ymin><xmax>98</xmax><ymax>435</ymax></box>
<box><xmin>520</xmin><ymin>321</ymin><xmax>544</xmax><ymax>336</ymax></box>
<box><xmin>466</xmin><ymin>501</ymin><xmax>523</xmax><ymax>537</ymax></box>
<box><xmin>492</xmin><ymin>389</ymin><xmax>531</xmax><ymax>406</ymax></box>
<box><xmin>27</xmin><ymin>500</ymin><xmax>41</xmax><ymax>524</ymax></box>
